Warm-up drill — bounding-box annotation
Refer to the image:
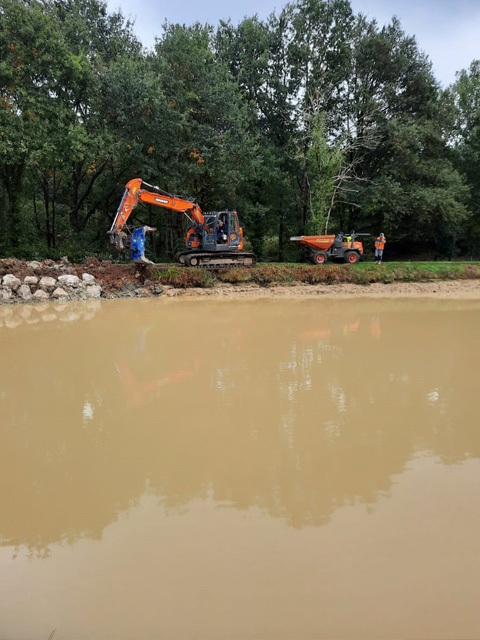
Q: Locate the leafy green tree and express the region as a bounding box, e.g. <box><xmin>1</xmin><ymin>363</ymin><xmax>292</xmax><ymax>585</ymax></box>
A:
<box><xmin>0</xmin><ymin>0</ymin><xmax>477</xmax><ymax>262</ymax></box>
<box><xmin>450</xmin><ymin>60</ymin><xmax>480</xmax><ymax>250</ymax></box>
<box><xmin>286</xmin><ymin>0</ymin><xmax>355</xmax><ymax>240</ymax></box>
<box><xmin>216</xmin><ymin>10</ymin><xmax>300</xmax><ymax>259</ymax></box>
<box><xmin>0</xmin><ymin>0</ymin><xmax>60</xmax><ymax>251</ymax></box>
<box><xmin>340</xmin><ymin>15</ymin><xmax>468</xmax><ymax>256</ymax></box>
<box><xmin>145</xmin><ymin>23</ymin><xmax>261</xmax><ymax>258</ymax></box>
<box><xmin>49</xmin><ymin>0</ymin><xmax>141</xmax><ymax>236</ymax></box>
<box><xmin>289</xmin><ymin>0</ymin><xmax>354</xmax><ymax>122</ymax></box>
<box><xmin>358</xmin><ymin>117</ymin><xmax>468</xmax><ymax>256</ymax></box>
<box><xmin>0</xmin><ymin>0</ymin><xmax>141</xmax><ymax>257</ymax></box>
<box><xmin>305</xmin><ymin>112</ymin><xmax>344</xmax><ymax>234</ymax></box>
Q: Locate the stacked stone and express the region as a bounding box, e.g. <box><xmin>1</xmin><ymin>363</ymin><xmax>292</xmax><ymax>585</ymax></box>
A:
<box><xmin>0</xmin><ymin>272</ymin><xmax>102</xmax><ymax>304</ymax></box>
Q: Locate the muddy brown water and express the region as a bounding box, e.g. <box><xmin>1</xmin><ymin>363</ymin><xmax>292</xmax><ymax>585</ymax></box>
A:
<box><xmin>1</xmin><ymin>297</ymin><xmax>480</xmax><ymax>640</ymax></box>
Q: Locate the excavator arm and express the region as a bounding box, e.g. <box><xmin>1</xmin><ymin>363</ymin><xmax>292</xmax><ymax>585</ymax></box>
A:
<box><xmin>108</xmin><ymin>178</ymin><xmax>205</xmax><ymax>249</ymax></box>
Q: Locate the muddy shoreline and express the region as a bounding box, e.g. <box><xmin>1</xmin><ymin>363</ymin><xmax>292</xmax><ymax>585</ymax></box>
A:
<box><xmin>2</xmin><ymin>257</ymin><xmax>480</xmax><ymax>304</ymax></box>
<box><xmin>170</xmin><ymin>279</ymin><xmax>480</xmax><ymax>299</ymax></box>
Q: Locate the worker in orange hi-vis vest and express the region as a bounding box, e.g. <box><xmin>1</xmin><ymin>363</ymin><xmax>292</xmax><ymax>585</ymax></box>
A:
<box><xmin>375</xmin><ymin>233</ymin><xmax>386</xmax><ymax>264</ymax></box>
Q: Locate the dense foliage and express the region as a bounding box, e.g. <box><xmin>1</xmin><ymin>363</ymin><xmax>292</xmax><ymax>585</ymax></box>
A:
<box><xmin>1</xmin><ymin>0</ymin><xmax>479</xmax><ymax>261</ymax></box>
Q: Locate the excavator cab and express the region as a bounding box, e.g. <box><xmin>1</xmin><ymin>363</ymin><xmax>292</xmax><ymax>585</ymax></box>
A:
<box><xmin>201</xmin><ymin>212</ymin><xmax>242</xmax><ymax>252</ymax></box>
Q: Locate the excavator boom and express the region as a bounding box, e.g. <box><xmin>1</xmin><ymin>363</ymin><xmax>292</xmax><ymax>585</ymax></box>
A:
<box><xmin>108</xmin><ymin>178</ymin><xmax>204</xmax><ymax>248</ymax></box>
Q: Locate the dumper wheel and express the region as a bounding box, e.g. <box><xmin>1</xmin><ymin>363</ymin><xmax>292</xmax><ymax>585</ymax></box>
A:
<box><xmin>345</xmin><ymin>251</ymin><xmax>359</xmax><ymax>264</ymax></box>
<box><xmin>313</xmin><ymin>251</ymin><xmax>328</xmax><ymax>265</ymax></box>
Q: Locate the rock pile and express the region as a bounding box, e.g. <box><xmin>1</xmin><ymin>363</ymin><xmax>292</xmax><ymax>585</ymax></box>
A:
<box><xmin>1</xmin><ymin>271</ymin><xmax>102</xmax><ymax>304</ymax></box>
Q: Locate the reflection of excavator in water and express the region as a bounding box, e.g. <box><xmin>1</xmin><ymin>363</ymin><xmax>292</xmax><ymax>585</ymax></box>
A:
<box><xmin>115</xmin><ymin>359</ymin><xmax>200</xmax><ymax>406</ymax></box>
<box><xmin>108</xmin><ymin>178</ymin><xmax>256</xmax><ymax>268</ymax></box>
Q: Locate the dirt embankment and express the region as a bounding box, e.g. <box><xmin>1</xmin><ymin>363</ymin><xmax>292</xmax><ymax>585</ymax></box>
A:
<box><xmin>0</xmin><ymin>257</ymin><xmax>140</xmax><ymax>293</ymax></box>
<box><xmin>0</xmin><ymin>257</ymin><xmax>147</xmax><ymax>304</ymax></box>
<box><xmin>2</xmin><ymin>257</ymin><xmax>480</xmax><ymax>304</ymax></box>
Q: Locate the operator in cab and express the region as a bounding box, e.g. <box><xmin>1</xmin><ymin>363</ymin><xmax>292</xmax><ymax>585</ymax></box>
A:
<box><xmin>217</xmin><ymin>220</ymin><xmax>227</xmax><ymax>244</ymax></box>
<box><xmin>334</xmin><ymin>232</ymin><xmax>344</xmax><ymax>248</ymax></box>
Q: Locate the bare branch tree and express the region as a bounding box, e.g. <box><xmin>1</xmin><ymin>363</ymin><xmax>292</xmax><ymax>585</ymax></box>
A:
<box><xmin>295</xmin><ymin>85</ymin><xmax>381</xmax><ymax>234</ymax></box>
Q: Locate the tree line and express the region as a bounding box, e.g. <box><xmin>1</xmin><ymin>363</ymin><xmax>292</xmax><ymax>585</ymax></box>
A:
<box><xmin>1</xmin><ymin>0</ymin><xmax>480</xmax><ymax>262</ymax></box>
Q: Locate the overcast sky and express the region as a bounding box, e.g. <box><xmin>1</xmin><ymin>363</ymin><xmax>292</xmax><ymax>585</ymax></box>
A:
<box><xmin>105</xmin><ymin>0</ymin><xmax>480</xmax><ymax>87</ymax></box>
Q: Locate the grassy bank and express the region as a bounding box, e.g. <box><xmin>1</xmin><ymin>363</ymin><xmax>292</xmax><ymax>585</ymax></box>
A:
<box><xmin>153</xmin><ymin>261</ymin><xmax>480</xmax><ymax>288</ymax></box>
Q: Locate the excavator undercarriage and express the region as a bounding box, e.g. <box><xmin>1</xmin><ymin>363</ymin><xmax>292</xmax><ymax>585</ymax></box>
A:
<box><xmin>176</xmin><ymin>251</ymin><xmax>257</xmax><ymax>268</ymax></box>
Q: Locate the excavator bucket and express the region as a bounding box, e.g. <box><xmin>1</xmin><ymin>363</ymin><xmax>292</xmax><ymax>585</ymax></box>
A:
<box><xmin>108</xmin><ymin>230</ymin><xmax>129</xmax><ymax>250</ymax></box>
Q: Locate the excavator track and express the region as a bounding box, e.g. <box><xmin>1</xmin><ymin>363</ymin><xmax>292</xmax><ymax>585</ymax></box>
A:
<box><xmin>176</xmin><ymin>251</ymin><xmax>257</xmax><ymax>269</ymax></box>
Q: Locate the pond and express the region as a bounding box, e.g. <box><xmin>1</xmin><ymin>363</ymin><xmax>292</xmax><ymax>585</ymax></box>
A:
<box><xmin>1</xmin><ymin>296</ymin><xmax>480</xmax><ymax>639</ymax></box>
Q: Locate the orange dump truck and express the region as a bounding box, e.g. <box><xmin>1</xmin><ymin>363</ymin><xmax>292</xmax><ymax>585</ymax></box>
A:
<box><xmin>290</xmin><ymin>232</ymin><xmax>370</xmax><ymax>265</ymax></box>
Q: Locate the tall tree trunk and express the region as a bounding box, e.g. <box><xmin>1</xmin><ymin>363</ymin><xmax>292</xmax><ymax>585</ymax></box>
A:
<box><xmin>278</xmin><ymin>207</ymin><xmax>284</xmax><ymax>261</ymax></box>
<box><xmin>33</xmin><ymin>192</ymin><xmax>41</xmax><ymax>233</ymax></box>
<box><xmin>42</xmin><ymin>177</ymin><xmax>52</xmax><ymax>250</ymax></box>
<box><xmin>70</xmin><ymin>163</ymin><xmax>81</xmax><ymax>232</ymax></box>
<box><xmin>0</xmin><ymin>164</ymin><xmax>24</xmax><ymax>250</ymax></box>
<box><xmin>52</xmin><ymin>171</ymin><xmax>56</xmax><ymax>249</ymax></box>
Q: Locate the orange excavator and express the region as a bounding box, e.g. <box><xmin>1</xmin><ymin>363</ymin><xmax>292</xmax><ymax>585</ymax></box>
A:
<box><xmin>108</xmin><ymin>178</ymin><xmax>256</xmax><ymax>268</ymax></box>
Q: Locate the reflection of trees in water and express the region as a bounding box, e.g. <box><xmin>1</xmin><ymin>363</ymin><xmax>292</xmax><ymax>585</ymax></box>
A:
<box><xmin>1</xmin><ymin>298</ymin><xmax>479</xmax><ymax>553</ymax></box>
